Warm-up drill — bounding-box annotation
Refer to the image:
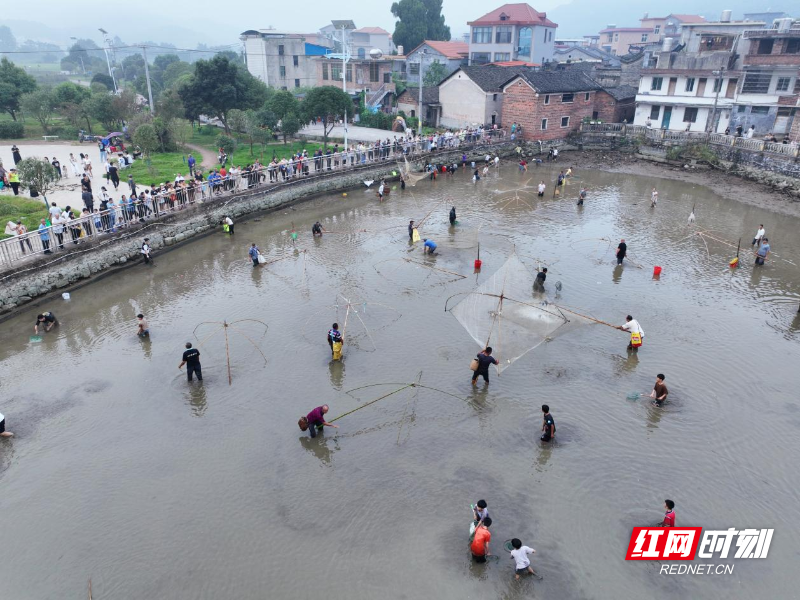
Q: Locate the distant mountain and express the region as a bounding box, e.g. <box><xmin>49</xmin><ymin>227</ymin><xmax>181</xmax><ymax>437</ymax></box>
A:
<box><xmin>547</xmin><ymin>0</ymin><xmax>795</xmax><ymax>37</ymax></box>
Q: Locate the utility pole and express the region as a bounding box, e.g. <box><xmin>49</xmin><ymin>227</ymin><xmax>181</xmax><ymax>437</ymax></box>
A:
<box><xmin>142</xmin><ymin>46</ymin><xmax>155</xmax><ymax>115</ymax></box>
<box><xmin>707</xmin><ymin>66</ymin><xmax>725</xmax><ymax>134</ymax></box>
<box><xmin>340</xmin><ymin>25</ymin><xmax>350</xmax><ymax>149</ymax></box>
<box><xmin>418</xmin><ymin>50</ymin><xmax>426</xmax><ymax>133</ymax></box>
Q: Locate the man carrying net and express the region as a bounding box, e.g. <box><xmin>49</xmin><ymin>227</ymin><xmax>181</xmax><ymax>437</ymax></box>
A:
<box><xmin>471</xmin><ymin>347</ymin><xmax>498</xmax><ymax>386</ymax></box>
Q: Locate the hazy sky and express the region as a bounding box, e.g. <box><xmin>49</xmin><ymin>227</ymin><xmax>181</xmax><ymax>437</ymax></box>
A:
<box><xmin>5</xmin><ymin>0</ymin><xmax>793</xmax><ymax>49</ymax></box>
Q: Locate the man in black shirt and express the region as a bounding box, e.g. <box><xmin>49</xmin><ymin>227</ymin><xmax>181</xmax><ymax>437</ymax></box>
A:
<box><xmin>534</xmin><ymin>268</ymin><xmax>547</xmax><ymax>292</ymax></box>
<box><xmin>472</xmin><ymin>346</ymin><xmax>499</xmax><ymax>385</ymax></box>
<box><xmin>179</xmin><ymin>342</ymin><xmax>203</xmax><ymax>382</ymax></box>
<box><xmin>408</xmin><ymin>220</ymin><xmax>415</xmax><ymax>241</ymax></box>
<box><xmin>541</xmin><ymin>404</ymin><xmax>556</xmax><ymax>442</ymax></box>
<box><xmin>616</xmin><ymin>239</ymin><xmax>627</xmax><ymax>265</ymax></box>
<box><xmin>34</xmin><ymin>312</ymin><xmax>59</xmax><ymax>334</ymax></box>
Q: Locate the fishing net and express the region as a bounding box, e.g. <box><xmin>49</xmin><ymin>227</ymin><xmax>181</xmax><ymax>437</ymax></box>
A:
<box><xmin>373</xmin><ymin>257</ymin><xmax>466</xmax><ymax>290</ymax></box>
<box><xmin>398</xmin><ymin>156</ymin><xmax>427</xmax><ymax>187</ymax></box>
<box><xmin>423</xmin><ymin>227</ymin><xmax>480</xmax><ymax>250</ymax></box>
<box><xmin>302</xmin><ymin>295</ymin><xmax>402</xmax><ymax>352</ymax></box>
<box><xmin>449</xmin><ymin>253</ymin><xmax>593</xmax><ymax>373</ymax></box>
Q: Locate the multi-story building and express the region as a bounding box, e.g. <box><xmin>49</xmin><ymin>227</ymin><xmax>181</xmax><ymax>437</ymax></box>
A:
<box><xmin>241</xmin><ymin>30</ymin><xmax>332</xmax><ymax>89</ymax></box>
<box><xmin>639</xmin><ymin>14</ymin><xmax>706</xmax><ymax>41</ymax></box>
<box><xmin>438</xmin><ymin>65</ymin><xmax>523</xmax><ymax>127</ymax></box>
<box><xmin>318</xmin><ymin>24</ymin><xmax>396</xmax><ymax>57</ymax></box>
<box><xmin>315</xmin><ymin>56</ymin><xmax>396</xmax><ymax>101</ymax></box>
<box><xmin>599</xmin><ymin>27</ymin><xmax>654</xmax><ymax>56</ymax></box>
<box><xmin>467</xmin><ymin>3</ymin><xmax>557</xmax><ymax>66</ymax></box>
<box><xmin>406</xmin><ymin>41</ymin><xmax>469</xmax><ymax>79</ymax></box>
<box><xmin>731</xmin><ymin>21</ymin><xmax>800</xmax><ymax>136</ymax></box>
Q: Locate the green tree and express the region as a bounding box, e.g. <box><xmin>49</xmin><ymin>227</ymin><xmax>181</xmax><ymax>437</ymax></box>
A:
<box><xmin>53</xmin><ymin>81</ymin><xmax>91</xmax><ymax>107</ymax></box>
<box><xmin>156</xmin><ymin>88</ymin><xmax>185</xmax><ymax>122</ymax></box>
<box><xmin>121</xmin><ymin>54</ymin><xmax>146</xmax><ymax>82</ymax></box>
<box><xmin>178</xmin><ymin>55</ymin><xmax>265</xmax><ymax>134</ymax></box>
<box><xmin>267</xmin><ymin>89</ymin><xmax>299</xmax><ymax>120</ymax></box>
<box><xmin>0</xmin><ymin>57</ymin><xmax>37</xmax><ymax>120</ymax></box>
<box><xmin>16</xmin><ymin>158</ymin><xmax>57</xmax><ymax>205</ymax></box>
<box><xmin>215</xmin><ymin>134</ymin><xmax>237</xmax><ymax>157</ymax></box>
<box><xmin>20</xmin><ymin>88</ymin><xmax>57</xmax><ymax>133</ymax></box>
<box><xmin>301</xmin><ymin>86</ymin><xmax>353</xmax><ymax>149</ymax></box>
<box><xmin>227</xmin><ymin>108</ymin><xmax>248</xmax><ymax>134</ymax></box>
<box><xmin>423</xmin><ymin>60</ymin><xmax>448</xmax><ymax>86</ymax></box>
<box><xmin>85</xmin><ymin>92</ymin><xmax>117</xmax><ymax>130</ymax></box>
<box><xmin>92</xmin><ymin>73</ymin><xmax>115</xmax><ymax>90</ymax></box>
<box><xmin>133</xmin><ymin>123</ymin><xmax>159</xmax><ymax>158</ymax></box>
<box><xmin>280</xmin><ymin>113</ymin><xmax>301</xmax><ymax>144</ymax></box>
<box><xmin>391</xmin><ymin>0</ymin><xmax>451</xmax><ymax>52</ymax></box>
<box><xmin>0</xmin><ymin>26</ymin><xmax>16</xmax><ymax>52</ymax></box>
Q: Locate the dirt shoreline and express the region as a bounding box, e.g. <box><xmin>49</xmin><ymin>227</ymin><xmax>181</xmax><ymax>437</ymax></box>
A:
<box><xmin>563</xmin><ymin>149</ymin><xmax>800</xmax><ymax>219</ymax></box>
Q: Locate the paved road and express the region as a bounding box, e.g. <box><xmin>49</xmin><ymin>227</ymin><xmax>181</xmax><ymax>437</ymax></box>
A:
<box><xmin>299</xmin><ymin>123</ymin><xmax>404</xmax><ymax>144</ymax></box>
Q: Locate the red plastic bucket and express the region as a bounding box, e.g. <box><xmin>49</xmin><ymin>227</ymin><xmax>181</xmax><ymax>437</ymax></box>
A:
<box><xmin>474</xmin><ymin>259</ymin><xmax>482</xmax><ymax>269</ymax></box>
<box><xmin>653</xmin><ymin>265</ymin><xmax>662</xmax><ymax>277</ymax></box>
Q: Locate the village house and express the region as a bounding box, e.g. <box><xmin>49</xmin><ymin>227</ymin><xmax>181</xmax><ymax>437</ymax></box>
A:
<box><xmin>639</xmin><ymin>14</ymin><xmax>707</xmax><ymax>41</ymax></box>
<box><xmin>501</xmin><ymin>70</ymin><xmax>622</xmax><ymax>140</ymax></box>
<box><xmin>405</xmin><ymin>41</ymin><xmax>469</xmax><ymax>78</ymax></box>
<box><xmin>437</xmin><ymin>65</ymin><xmax>524</xmax><ymax>128</ymax></box>
<box><xmin>467</xmin><ymin>3</ymin><xmax>557</xmax><ymax>66</ymax></box>
<box><xmin>318</xmin><ymin>24</ymin><xmax>395</xmax><ymax>56</ymax></box>
<box><xmin>241</xmin><ymin>30</ymin><xmax>332</xmax><ymax>89</ymax></box>
<box><xmin>598</xmin><ymin>26</ymin><xmax>654</xmax><ymax>56</ymax></box>
<box><xmin>396</xmin><ymin>86</ymin><xmax>441</xmax><ymax>125</ymax></box>
<box><xmin>731</xmin><ymin>20</ymin><xmax>800</xmax><ymax>136</ymax></box>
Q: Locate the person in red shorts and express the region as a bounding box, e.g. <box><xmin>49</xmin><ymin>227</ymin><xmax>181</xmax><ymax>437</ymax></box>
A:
<box><xmin>470</xmin><ymin>517</ymin><xmax>493</xmax><ymax>562</ymax></box>
<box><xmin>660</xmin><ymin>500</ymin><xmax>676</xmax><ymax>527</ymax></box>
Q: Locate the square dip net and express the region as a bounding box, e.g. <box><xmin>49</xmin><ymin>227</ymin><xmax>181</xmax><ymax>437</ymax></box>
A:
<box><xmin>448</xmin><ymin>253</ymin><xmax>593</xmax><ymax>373</ymax></box>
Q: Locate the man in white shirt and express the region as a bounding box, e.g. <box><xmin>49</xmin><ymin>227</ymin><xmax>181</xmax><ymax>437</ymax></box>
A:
<box><xmin>509</xmin><ymin>538</ymin><xmax>540</xmax><ymax>580</ymax></box>
<box><xmin>618</xmin><ymin>315</ymin><xmax>644</xmax><ymax>351</ymax></box>
<box><xmin>751</xmin><ymin>224</ymin><xmax>765</xmax><ymax>248</ymax></box>
<box><xmin>48</xmin><ymin>202</ymin><xmax>62</xmax><ymax>220</ymax></box>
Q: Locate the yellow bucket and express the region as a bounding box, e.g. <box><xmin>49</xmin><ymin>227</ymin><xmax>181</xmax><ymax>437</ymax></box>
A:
<box><xmin>332</xmin><ymin>341</ymin><xmax>343</xmax><ymax>360</ymax></box>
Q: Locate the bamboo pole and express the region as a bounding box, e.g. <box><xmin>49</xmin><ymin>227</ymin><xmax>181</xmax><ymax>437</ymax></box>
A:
<box><xmin>223</xmin><ymin>321</ymin><xmax>232</xmax><ymax>386</ymax></box>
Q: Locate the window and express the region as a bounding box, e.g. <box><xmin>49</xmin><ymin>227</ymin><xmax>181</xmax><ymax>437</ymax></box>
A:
<box><xmin>369</xmin><ymin>62</ymin><xmax>379</xmax><ymax>83</ymax></box>
<box><xmin>295</xmin><ymin>79</ymin><xmax>300</xmax><ymax>88</ymax></box>
<box><xmin>757</xmin><ymin>39</ymin><xmax>774</xmax><ymax>55</ymax></box>
<box><xmin>787</xmin><ymin>39</ymin><xmax>800</xmax><ymax>54</ymax></box>
<box><xmin>751</xmin><ymin>106</ymin><xmax>770</xmax><ymax>115</ymax></box>
<box><xmin>614</xmin><ymin>33</ymin><xmax>619</xmax><ymax>41</ymax></box>
<box><xmin>346</xmin><ymin>64</ymin><xmax>352</xmax><ymax>82</ymax></box>
<box><xmin>713</xmin><ymin>78</ymin><xmax>723</xmax><ymax>93</ymax></box>
<box><xmin>494</xmin><ymin>52</ymin><xmax>510</xmax><ymax>61</ymax></box>
<box><xmin>279</xmin><ymin>65</ymin><xmax>286</xmax><ymax>77</ymax></box>
<box><xmin>331</xmin><ymin>64</ymin><xmax>341</xmax><ymax>81</ymax></box>
<box><xmin>649</xmin><ymin>105</ymin><xmax>660</xmax><ymax>119</ymax></box>
<box><xmin>357</xmin><ymin>47</ymin><xmax>366</xmax><ymax>59</ymax></box>
<box><xmin>544</xmin><ymin>94</ymin><xmax>550</xmax><ymax>105</ymax></box>
<box><xmin>561</xmin><ymin>116</ymin><xmax>570</xmax><ymax>127</ymax></box>
<box><xmin>492</xmin><ymin>94</ymin><xmax>497</xmax><ymax>101</ymax></box>
<box><xmin>607</xmin><ymin>34</ymin><xmax>613</xmax><ymax>42</ymax></box>
<box><xmin>278</xmin><ymin>45</ymin><xmax>285</xmax><ymax>56</ymax></box>
<box><xmin>737</xmin><ymin>105</ymin><xmax>746</xmax><ymax>113</ymax></box>
<box><xmin>561</xmin><ymin>93</ymin><xmax>574</xmax><ymax>103</ymax></box>
<box><xmin>383</xmin><ymin>72</ymin><xmax>391</xmax><ymax>83</ymax></box>
<box><xmin>409</xmin><ymin>62</ymin><xmax>419</xmax><ymax>75</ymax></box>
<box><xmin>293</xmin><ymin>55</ymin><xmax>299</xmax><ymax>67</ymax></box>
<box><xmin>281</xmin><ymin>86</ymin><xmax>287</xmax><ymax>90</ymax></box>
<box><xmin>322</xmin><ymin>64</ymin><xmax>329</xmax><ymax>80</ymax></box>
<box><xmin>685</xmin><ymin>78</ymin><xmax>695</xmax><ymax>92</ymax></box>
<box><xmin>541</xmin><ymin>118</ymin><xmax>548</xmax><ymax>130</ymax></box>
<box><xmin>495</xmin><ymin>26</ymin><xmax>512</xmax><ymax>43</ymax></box>
<box><xmin>742</xmin><ymin>71</ymin><xmax>771</xmax><ymax>94</ymax></box>
<box><xmin>654</xmin><ymin>25</ymin><xmax>661</xmax><ymax>34</ymax></box>
<box><xmin>472</xmin><ymin>27</ymin><xmax>492</xmax><ymax>44</ymax></box>
<box><xmin>584</xmin><ymin>92</ymin><xmax>590</xmax><ymax>101</ymax></box>
<box><xmin>651</xmin><ymin>77</ymin><xmax>663</xmax><ymax>90</ymax></box>
<box><xmin>683</xmin><ymin>107</ymin><xmax>698</xmax><ymax>122</ymax></box>
<box><xmin>776</xmin><ymin>77</ymin><xmax>791</xmax><ymax>92</ymax></box>
<box><xmin>641</xmin><ymin>34</ymin><xmax>648</xmax><ymax>42</ymax></box>
<box><xmin>519</xmin><ymin>27</ymin><xmax>532</xmax><ymax>57</ymax></box>
<box><xmin>471</xmin><ymin>52</ymin><xmax>490</xmax><ymax>65</ymax></box>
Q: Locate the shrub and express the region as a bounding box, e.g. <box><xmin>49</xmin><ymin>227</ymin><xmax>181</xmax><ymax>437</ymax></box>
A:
<box><xmin>215</xmin><ymin>134</ymin><xmax>237</xmax><ymax>157</ymax></box>
<box><xmin>0</xmin><ymin>121</ymin><xmax>25</xmax><ymax>139</ymax></box>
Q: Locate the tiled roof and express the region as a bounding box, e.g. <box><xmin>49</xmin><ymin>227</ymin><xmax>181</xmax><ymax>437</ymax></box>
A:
<box><xmin>400</xmin><ymin>86</ymin><xmax>440</xmax><ymax>104</ymax></box>
<box><xmin>441</xmin><ymin>65</ymin><xmax>531</xmax><ymax>92</ymax></box>
<box><xmin>468</xmin><ymin>3</ymin><xmax>557</xmax><ymax>28</ymax></box>
<box><xmin>490</xmin><ymin>60</ymin><xmax>540</xmax><ymax>67</ymax></box>
<box><xmin>408</xmin><ymin>40</ymin><xmax>469</xmax><ymax>59</ymax></box>
<box><xmin>603</xmin><ymin>84</ymin><xmax>638</xmax><ymax>100</ymax></box>
<box><xmin>354</xmin><ymin>27</ymin><xmax>390</xmax><ymax>35</ymax></box>
<box><xmin>503</xmin><ymin>69</ymin><xmax>604</xmax><ymax>93</ymax></box>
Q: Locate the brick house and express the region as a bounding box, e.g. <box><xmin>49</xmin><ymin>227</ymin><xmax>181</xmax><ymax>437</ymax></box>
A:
<box><xmin>396</xmin><ymin>86</ymin><xmax>441</xmax><ymax>125</ymax></box>
<box><xmin>501</xmin><ymin>70</ymin><xmax>616</xmax><ymax>140</ymax></box>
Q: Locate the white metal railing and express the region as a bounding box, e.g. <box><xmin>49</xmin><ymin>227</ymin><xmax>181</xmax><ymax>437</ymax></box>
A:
<box><xmin>0</xmin><ymin>130</ymin><xmax>508</xmax><ymax>268</ymax></box>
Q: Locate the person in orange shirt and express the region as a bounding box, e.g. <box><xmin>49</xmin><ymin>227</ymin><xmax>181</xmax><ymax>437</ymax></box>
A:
<box><xmin>470</xmin><ymin>517</ymin><xmax>492</xmax><ymax>563</ymax></box>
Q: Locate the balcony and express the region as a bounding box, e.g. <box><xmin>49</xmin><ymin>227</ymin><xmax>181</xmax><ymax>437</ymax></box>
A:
<box><xmin>744</xmin><ymin>54</ymin><xmax>800</xmax><ymax>67</ymax></box>
<box><xmin>743</xmin><ymin>29</ymin><xmax>800</xmax><ymax>39</ymax></box>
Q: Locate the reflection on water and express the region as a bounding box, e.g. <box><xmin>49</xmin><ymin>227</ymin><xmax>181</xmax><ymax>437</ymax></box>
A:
<box><xmin>0</xmin><ymin>162</ymin><xmax>799</xmax><ymax>599</ymax></box>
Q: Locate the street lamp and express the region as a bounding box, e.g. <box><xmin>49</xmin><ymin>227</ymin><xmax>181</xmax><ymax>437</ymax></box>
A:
<box><xmin>69</xmin><ymin>37</ymin><xmax>86</xmax><ymax>75</ymax></box>
<box><xmin>331</xmin><ymin>20</ymin><xmax>355</xmax><ymax>149</ymax></box>
<box><xmin>98</xmin><ymin>28</ymin><xmax>119</xmax><ymax>93</ymax></box>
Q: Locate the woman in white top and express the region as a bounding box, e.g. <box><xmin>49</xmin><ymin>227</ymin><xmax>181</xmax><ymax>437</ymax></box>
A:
<box><xmin>83</xmin><ymin>155</ymin><xmax>93</xmax><ymax>177</ymax></box>
<box><xmin>68</xmin><ymin>153</ymin><xmax>81</xmax><ymax>177</ymax></box>
<box><xmin>52</xmin><ymin>212</ymin><xmax>68</xmax><ymax>249</ymax></box>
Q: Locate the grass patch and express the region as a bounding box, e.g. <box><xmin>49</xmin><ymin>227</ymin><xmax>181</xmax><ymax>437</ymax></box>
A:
<box><xmin>0</xmin><ymin>194</ymin><xmax>49</xmax><ymax>239</ymax></box>
<box><xmin>189</xmin><ymin>125</ymin><xmax>325</xmax><ymax>166</ymax></box>
<box><xmin>0</xmin><ymin>113</ymin><xmax>106</xmax><ymax>141</ymax></box>
<box><xmin>125</xmin><ymin>152</ymin><xmax>198</xmax><ymax>186</ymax></box>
